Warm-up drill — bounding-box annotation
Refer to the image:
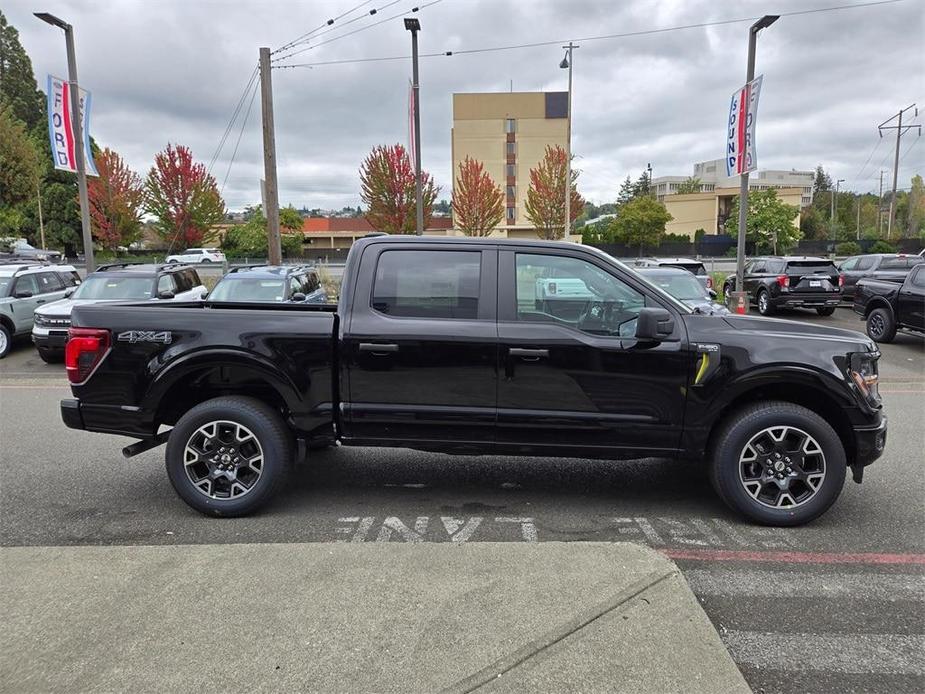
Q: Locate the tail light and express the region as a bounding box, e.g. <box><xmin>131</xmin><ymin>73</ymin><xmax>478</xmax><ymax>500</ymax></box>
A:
<box><xmin>776</xmin><ymin>275</ymin><xmax>790</xmax><ymax>288</ymax></box>
<box><xmin>839</xmin><ymin>274</ymin><xmax>845</xmax><ymax>288</ymax></box>
<box><xmin>65</xmin><ymin>328</ymin><xmax>110</xmax><ymax>384</ymax></box>
<box><xmin>706</xmin><ymin>276</ymin><xmax>713</xmax><ymax>289</ymax></box>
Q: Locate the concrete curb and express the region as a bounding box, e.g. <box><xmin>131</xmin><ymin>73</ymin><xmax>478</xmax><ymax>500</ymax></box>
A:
<box><xmin>1</xmin><ymin>542</ymin><xmax>749</xmax><ymax>693</ymax></box>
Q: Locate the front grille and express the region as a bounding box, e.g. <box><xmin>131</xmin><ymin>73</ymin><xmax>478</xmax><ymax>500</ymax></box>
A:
<box><xmin>34</xmin><ymin>315</ymin><xmax>71</xmax><ymax>328</ymax></box>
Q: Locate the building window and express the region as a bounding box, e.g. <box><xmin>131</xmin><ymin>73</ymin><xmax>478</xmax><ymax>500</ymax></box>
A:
<box><xmin>706</xmin><ymin>165</ymin><xmax>716</xmax><ymax>173</ymax></box>
<box><xmin>506</xmin><ymin>185</ymin><xmax>515</xmax><ymax>199</ymax></box>
<box><xmin>506</xmin><ymin>142</ymin><xmax>516</xmax><ymax>156</ymax></box>
<box><xmin>506</xmin><ymin>206</ymin><xmax>516</xmax><ymax>220</ymax></box>
<box><xmin>505</xmin><ymin>118</ymin><xmax>516</xmax><ymax>133</ymax></box>
<box><xmin>506</xmin><ymin>164</ymin><xmax>515</xmax><ymax>178</ymax></box>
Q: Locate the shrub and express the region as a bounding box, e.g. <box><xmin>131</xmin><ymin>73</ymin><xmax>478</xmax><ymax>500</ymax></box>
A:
<box><xmin>868</xmin><ymin>240</ymin><xmax>896</xmax><ymax>254</ymax></box>
<box><xmin>835</xmin><ymin>241</ymin><xmax>862</xmax><ymax>256</ymax></box>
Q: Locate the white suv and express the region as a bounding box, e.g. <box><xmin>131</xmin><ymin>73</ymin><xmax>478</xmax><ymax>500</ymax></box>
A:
<box><xmin>165</xmin><ymin>248</ymin><xmax>225</xmax><ymax>264</ymax></box>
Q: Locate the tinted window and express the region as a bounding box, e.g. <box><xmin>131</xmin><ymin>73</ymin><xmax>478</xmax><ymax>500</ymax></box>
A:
<box><xmin>187</xmin><ymin>268</ymin><xmax>202</xmax><ymax>286</ymax></box>
<box><xmin>13</xmin><ymin>274</ymin><xmax>39</xmax><ymax>296</ymax></box>
<box><xmin>515</xmin><ymin>253</ymin><xmax>645</xmax><ymax>337</ymax></box>
<box><xmin>765</xmin><ymin>260</ymin><xmax>785</xmax><ymax>274</ymax></box>
<box><xmin>751</xmin><ymin>261</ymin><xmax>767</xmax><ymax>273</ymax></box>
<box><xmin>839</xmin><ymin>257</ymin><xmax>858</xmax><ymax>271</ymax></box>
<box><xmin>209</xmin><ymin>278</ymin><xmax>286</xmax><ymax>302</ymax></box>
<box><xmin>855</xmin><ymin>256</ymin><xmax>876</xmax><ymax>271</ymax></box>
<box><xmin>289</xmin><ymin>276</ymin><xmax>303</xmax><ymax>297</ymax></box>
<box><xmin>171</xmin><ymin>271</ymin><xmax>192</xmax><ymax>293</ymax></box>
<box><xmin>372</xmin><ymin>250</ymin><xmax>480</xmax><ymax>319</ymax></box>
<box><xmin>665</xmin><ymin>262</ymin><xmax>706</xmax><ymax>276</ymax></box>
<box><xmin>785</xmin><ymin>261</ymin><xmax>838</xmax><ymax>275</ymax></box>
<box><xmin>36</xmin><ymin>271</ymin><xmax>64</xmax><ymax>293</ymax></box>
<box><xmin>58</xmin><ymin>270</ymin><xmax>81</xmax><ymax>287</ymax></box>
<box><xmin>157</xmin><ymin>274</ymin><xmax>177</xmax><ymax>295</ymax></box>
<box><xmin>881</xmin><ymin>258</ymin><xmax>906</xmax><ymax>270</ymax></box>
<box><xmin>911</xmin><ymin>267</ymin><xmax>925</xmax><ymax>289</ymax></box>
<box><xmin>304</xmin><ymin>271</ymin><xmax>320</xmax><ymax>293</ymax></box>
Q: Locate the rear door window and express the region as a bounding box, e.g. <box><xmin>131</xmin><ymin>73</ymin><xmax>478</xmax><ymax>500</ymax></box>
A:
<box><xmin>880</xmin><ymin>257</ymin><xmax>907</xmax><ymax>270</ymax></box>
<box><xmin>13</xmin><ymin>274</ymin><xmax>39</xmax><ymax>296</ymax></box>
<box><xmin>855</xmin><ymin>256</ymin><xmax>876</xmax><ymax>271</ymax></box>
<box><xmin>36</xmin><ymin>271</ymin><xmax>64</xmax><ymax>293</ymax></box>
<box><xmin>372</xmin><ymin>250</ymin><xmax>480</xmax><ymax>319</ymax></box>
<box><xmin>157</xmin><ymin>274</ymin><xmax>177</xmax><ymax>295</ymax></box>
<box><xmin>58</xmin><ymin>270</ymin><xmax>81</xmax><ymax>287</ymax></box>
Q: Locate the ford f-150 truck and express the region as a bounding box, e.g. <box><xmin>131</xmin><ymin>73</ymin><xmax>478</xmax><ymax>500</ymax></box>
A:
<box><xmin>853</xmin><ymin>263</ymin><xmax>925</xmax><ymax>342</ymax></box>
<box><xmin>60</xmin><ymin>236</ymin><xmax>887</xmax><ymax>525</ymax></box>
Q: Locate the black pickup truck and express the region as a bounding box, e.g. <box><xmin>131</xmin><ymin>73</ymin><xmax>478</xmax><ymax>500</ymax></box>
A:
<box><xmin>853</xmin><ymin>263</ymin><xmax>925</xmax><ymax>343</ymax></box>
<box><xmin>61</xmin><ymin>236</ymin><xmax>887</xmax><ymax>525</ymax></box>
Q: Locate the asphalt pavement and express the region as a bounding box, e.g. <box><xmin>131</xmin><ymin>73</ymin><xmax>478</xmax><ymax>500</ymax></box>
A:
<box><xmin>1</xmin><ymin>306</ymin><xmax>923</xmax><ymax>694</ymax></box>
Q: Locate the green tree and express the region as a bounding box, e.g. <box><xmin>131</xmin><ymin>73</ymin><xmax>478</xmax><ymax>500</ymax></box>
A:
<box><xmin>906</xmin><ymin>175</ymin><xmax>924</xmax><ymax>237</ymax></box>
<box><xmin>869</xmin><ymin>240</ymin><xmax>895</xmax><ymax>253</ymax></box>
<box><xmin>280</xmin><ymin>205</ymin><xmax>303</xmax><ymax>232</ymax></box>
<box><xmin>677</xmin><ymin>177</ymin><xmax>702</xmax><ymax>194</ymax></box>
<box><xmin>0</xmin><ymin>12</ymin><xmax>45</xmax><ymax>129</ymax></box>
<box><xmin>616</xmin><ymin>175</ymin><xmax>635</xmax><ymax>206</ymax></box>
<box><xmin>222</xmin><ymin>206</ymin><xmax>302</xmax><ymax>259</ymax></box>
<box><xmin>726</xmin><ymin>189</ymin><xmax>801</xmax><ymax>254</ymax></box>
<box><xmin>835</xmin><ymin>241</ymin><xmax>862</xmax><ymax>255</ymax></box>
<box><xmin>0</xmin><ymin>105</ymin><xmax>40</xmax><ymax>233</ymax></box>
<box><xmin>610</xmin><ymin>196</ymin><xmax>672</xmax><ymax>254</ymax></box>
<box><xmin>812</xmin><ymin>165</ymin><xmax>832</xmax><ymax>197</ymax></box>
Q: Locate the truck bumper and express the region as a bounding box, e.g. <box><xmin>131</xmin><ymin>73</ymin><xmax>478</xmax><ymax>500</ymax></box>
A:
<box><xmin>60</xmin><ymin>398</ymin><xmax>85</xmax><ymax>430</ymax></box>
<box><xmin>852</xmin><ymin>413</ymin><xmax>888</xmax><ymax>469</ymax></box>
<box><xmin>60</xmin><ymin>398</ymin><xmax>154</xmax><ymax>438</ymax></box>
<box><xmin>774</xmin><ymin>294</ymin><xmax>841</xmax><ymax>309</ymax></box>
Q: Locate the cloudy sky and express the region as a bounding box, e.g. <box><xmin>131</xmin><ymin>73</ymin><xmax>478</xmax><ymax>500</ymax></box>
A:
<box><xmin>7</xmin><ymin>0</ymin><xmax>924</xmax><ymax>210</ymax></box>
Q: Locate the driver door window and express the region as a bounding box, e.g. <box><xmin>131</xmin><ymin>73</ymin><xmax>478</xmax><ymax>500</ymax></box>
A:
<box><xmin>157</xmin><ymin>275</ymin><xmax>176</xmax><ymax>296</ymax></box>
<box><xmin>514</xmin><ymin>253</ymin><xmax>644</xmax><ymax>337</ymax></box>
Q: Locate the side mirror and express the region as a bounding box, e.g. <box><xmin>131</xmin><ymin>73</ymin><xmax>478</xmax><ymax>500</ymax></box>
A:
<box><xmin>157</xmin><ymin>290</ymin><xmax>175</xmax><ymax>300</ymax></box>
<box><xmin>635</xmin><ymin>307</ymin><xmax>674</xmax><ymax>342</ymax></box>
<box><xmin>290</xmin><ymin>292</ymin><xmax>307</xmax><ymax>303</ymax></box>
<box><xmin>708</xmin><ymin>288</ymin><xmax>717</xmax><ymax>300</ymax></box>
<box><xmin>63</xmin><ymin>287</ymin><xmax>76</xmax><ymax>298</ymax></box>
<box><xmin>200</xmin><ymin>290</ymin><xmax>208</xmax><ymax>300</ymax></box>
<box><xmin>14</xmin><ymin>289</ymin><xmax>33</xmax><ymax>298</ymax></box>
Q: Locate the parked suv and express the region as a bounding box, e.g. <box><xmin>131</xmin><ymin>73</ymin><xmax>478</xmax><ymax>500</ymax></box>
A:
<box><xmin>0</xmin><ymin>263</ymin><xmax>81</xmax><ymax>358</ymax></box>
<box><xmin>165</xmin><ymin>248</ymin><xmax>225</xmax><ymax>264</ymax></box>
<box><xmin>32</xmin><ymin>262</ymin><xmax>205</xmax><ymax>362</ymax></box>
<box><xmin>0</xmin><ymin>240</ymin><xmax>63</xmax><ymax>263</ymax></box>
<box><xmin>207</xmin><ymin>265</ymin><xmax>327</xmax><ymax>304</ymax></box>
<box><xmin>723</xmin><ymin>256</ymin><xmax>841</xmax><ymax>316</ymax></box>
<box><xmin>838</xmin><ymin>253</ymin><xmax>924</xmax><ymax>301</ymax></box>
<box><xmin>632</xmin><ymin>257</ymin><xmax>712</xmax><ymax>290</ymax></box>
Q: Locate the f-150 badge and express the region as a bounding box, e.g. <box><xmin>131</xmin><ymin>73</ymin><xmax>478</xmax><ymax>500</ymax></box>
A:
<box><xmin>117</xmin><ymin>330</ymin><xmax>172</xmax><ymax>345</ymax></box>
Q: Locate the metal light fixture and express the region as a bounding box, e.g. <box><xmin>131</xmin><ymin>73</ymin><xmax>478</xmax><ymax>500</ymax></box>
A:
<box><xmin>752</xmin><ymin>14</ymin><xmax>780</xmax><ymax>31</ymax></box>
<box><xmin>404</xmin><ymin>17</ymin><xmax>420</xmax><ymax>32</ymax></box>
<box><xmin>34</xmin><ymin>12</ymin><xmax>68</xmax><ymax>28</ymax></box>
<box><xmin>559</xmin><ymin>53</ymin><xmax>569</xmax><ymax>69</ymax></box>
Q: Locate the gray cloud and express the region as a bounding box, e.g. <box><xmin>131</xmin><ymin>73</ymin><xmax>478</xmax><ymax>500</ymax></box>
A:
<box><xmin>7</xmin><ymin>0</ymin><xmax>923</xmax><ymax>209</ymax></box>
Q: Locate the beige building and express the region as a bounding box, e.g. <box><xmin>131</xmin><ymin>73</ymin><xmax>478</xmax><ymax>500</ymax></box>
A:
<box><xmin>663</xmin><ymin>186</ymin><xmax>803</xmax><ymax>240</ymax></box>
<box><xmin>452</xmin><ymin>91</ymin><xmax>576</xmax><ymax>239</ymax></box>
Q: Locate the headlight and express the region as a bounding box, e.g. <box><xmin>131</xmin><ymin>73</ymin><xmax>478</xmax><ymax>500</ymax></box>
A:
<box><xmin>849</xmin><ymin>352</ymin><xmax>880</xmax><ymax>407</ymax></box>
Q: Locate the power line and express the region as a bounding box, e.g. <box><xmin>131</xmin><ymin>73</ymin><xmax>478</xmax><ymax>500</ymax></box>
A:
<box><xmin>898</xmin><ymin>131</ymin><xmax>921</xmax><ymax>163</ymax></box>
<box><xmin>221</xmin><ymin>79</ymin><xmax>260</xmax><ymax>195</ymax></box>
<box><xmin>273</xmin><ymin>0</ymin><xmax>377</xmax><ymax>55</ymax></box>
<box><xmin>275</xmin><ymin>0</ymin><xmax>906</xmax><ymax>69</ymax></box>
<box><xmin>847</xmin><ymin>137</ymin><xmax>883</xmax><ymax>190</ymax></box>
<box><xmin>207</xmin><ymin>65</ymin><xmax>258</xmax><ymax>174</ymax></box>
<box><xmin>273</xmin><ymin>0</ymin><xmax>446</xmax><ymax>64</ymax></box>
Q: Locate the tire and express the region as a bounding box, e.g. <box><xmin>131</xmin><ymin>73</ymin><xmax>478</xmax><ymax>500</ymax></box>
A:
<box><xmin>37</xmin><ymin>348</ymin><xmax>63</xmax><ymax>364</ymax></box>
<box><xmin>757</xmin><ymin>289</ymin><xmax>774</xmax><ymax>316</ymax></box>
<box><xmin>816</xmin><ymin>307</ymin><xmax>836</xmax><ymax>316</ymax></box>
<box><xmin>165</xmin><ymin>257</ymin><xmax>178</xmax><ymax>264</ymax></box>
<box><xmin>165</xmin><ymin>396</ymin><xmax>292</xmax><ymax>517</ymax></box>
<box><xmin>200</xmin><ymin>258</ymin><xmax>212</xmax><ymax>263</ymax></box>
<box><xmin>0</xmin><ymin>324</ymin><xmax>11</xmax><ymax>359</ymax></box>
<box><xmin>708</xmin><ymin>401</ymin><xmax>846</xmax><ymax>526</ymax></box>
<box><xmin>866</xmin><ymin>307</ymin><xmax>896</xmax><ymax>343</ymax></box>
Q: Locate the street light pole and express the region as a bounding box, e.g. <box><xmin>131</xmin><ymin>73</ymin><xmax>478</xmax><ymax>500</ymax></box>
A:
<box><xmin>832</xmin><ymin>178</ymin><xmax>845</xmax><ymax>239</ymax></box>
<box><xmin>405</xmin><ymin>18</ymin><xmax>423</xmax><ymax>235</ymax></box>
<box><xmin>560</xmin><ymin>43</ymin><xmax>578</xmax><ymax>239</ymax></box>
<box><xmin>733</xmin><ymin>15</ymin><xmax>778</xmax><ymax>311</ymax></box>
<box><xmin>35</xmin><ymin>12</ymin><xmax>94</xmax><ymax>271</ymax></box>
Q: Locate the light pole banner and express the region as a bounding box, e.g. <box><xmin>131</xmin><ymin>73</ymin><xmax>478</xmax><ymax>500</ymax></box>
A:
<box><xmin>725</xmin><ymin>75</ymin><xmax>763</xmax><ymax>177</ymax></box>
<box><xmin>46</xmin><ymin>75</ymin><xmax>99</xmax><ymax>177</ymax></box>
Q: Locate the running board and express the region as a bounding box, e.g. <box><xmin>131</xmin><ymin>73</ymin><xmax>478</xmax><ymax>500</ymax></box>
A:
<box><xmin>122</xmin><ymin>430</ymin><xmax>172</xmax><ymax>459</ymax></box>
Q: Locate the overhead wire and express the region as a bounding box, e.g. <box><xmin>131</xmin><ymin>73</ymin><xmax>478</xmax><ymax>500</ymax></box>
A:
<box><xmin>273</xmin><ymin>0</ymin><xmax>377</xmax><ymax>55</ymax></box>
<box><xmin>208</xmin><ymin>65</ymin><xmax>258</xmax><ymax>174</ymax></box>
<box><xmin>274</xmin><ymin>0</ymin><xmax>906</xmax><ymax>69</ymax></box>
<box><xmin>221</xmin><ymin>78</ymin><xmax>260</xmax><ymax>196</ymax></box>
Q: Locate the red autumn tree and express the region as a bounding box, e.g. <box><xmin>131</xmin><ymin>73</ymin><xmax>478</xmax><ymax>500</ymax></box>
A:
<box><xmin>359</xmin><ymin>143</ymin><xmax>439</xmax><ymax>233</ymax></box>
<box><xmin>452</xmin><ymin>156</ymin><xmax>504</xmax><ymax>237</ymax></box>
<box><xmin>86</xmin><ymin>148</ymin><xmax>145</xmax><ymax>251</ymax></box>
<box><xmin>145</xmin><ymin>143</ymin><xmax>225</xmax><ymax>249</ymax></box>
<box><xmin>524</xmin><ymin>145</ymin><xmax>585</xmax><ymax>240</ymax></box>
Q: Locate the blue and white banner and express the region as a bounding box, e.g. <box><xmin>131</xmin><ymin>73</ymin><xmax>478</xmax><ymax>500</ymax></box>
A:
<box><xmin>47</xmin><ymin>75</ymin><xmax>99</xmax><ymax>176</ymax></box>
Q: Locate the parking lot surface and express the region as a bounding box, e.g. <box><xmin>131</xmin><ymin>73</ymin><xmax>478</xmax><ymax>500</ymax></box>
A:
<box><xmin>1</xmin><ymin>307</ymin><xmax>922</xmax><ymax>694</ymax></box>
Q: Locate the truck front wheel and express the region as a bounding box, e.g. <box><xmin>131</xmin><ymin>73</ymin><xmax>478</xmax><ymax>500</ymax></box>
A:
<box><xmin>165</xmin><ymin>396</ymin><xmax>292</xmax><ymax>517</ymax></box>
<box><xmin>866</xmin><ymin>307</ymin><xmax>896</xmax><ymax>343</ymax></box>
<box><xmin>708</xmin><ymin>402</ymin><xmax>846</xmax><ymax>526</ymax></box>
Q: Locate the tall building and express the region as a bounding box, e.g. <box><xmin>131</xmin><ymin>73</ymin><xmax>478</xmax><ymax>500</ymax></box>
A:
<box><xmin>652</xmin><ymin>158</ymin><xmax>814</xmax><ymax>207</ymax></box>
<box><xmin>452</xmin><ymin>92</ymin><xmax>568</xmax><ymax>234</ymax></box>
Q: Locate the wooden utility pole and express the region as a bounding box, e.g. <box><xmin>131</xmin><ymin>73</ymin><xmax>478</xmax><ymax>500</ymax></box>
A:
<box><xmin>259</xmin><ymin>47</ymin><xmax>282</xmax><ymax>264</ymax></box>
<box><xmin>879</xmin><ymin>104</ymin><xmax>920</xmax><ymax>240</ymax></box>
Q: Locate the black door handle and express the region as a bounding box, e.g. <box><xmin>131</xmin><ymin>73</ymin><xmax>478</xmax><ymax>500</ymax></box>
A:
<box><xmin>509</xmin><ymin>347</ymin><xmax>549</xmax><ymax>359</ymax></box>
<box><xmin>35</xmin><ymin>299</ymin><xmax>46</xmax><ymax>304</ymax></box>
<box><xmin>359</xmin><ymin>342</ymin><xmax>399</xmax><ymax>354</ymax></box>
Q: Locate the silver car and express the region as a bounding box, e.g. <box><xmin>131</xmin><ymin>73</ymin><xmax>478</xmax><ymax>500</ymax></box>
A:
<box><xmin>0</xmin><ymin>263</ymin><xmax>81</xmax><ymax>358</ymax></box>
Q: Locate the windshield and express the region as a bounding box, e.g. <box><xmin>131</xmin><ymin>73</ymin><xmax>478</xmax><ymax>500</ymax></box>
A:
<box><xmin>209</xmin><ymin>277</ymin><xmax>286</xmax><ymax>302</ymax></box>
<box><xmin>665</xmin><ymin>262</ymin><xmax>706</xmax><ymax>276</ymax></box>
<box><xmin>643</xmin><ymin>273</ymin><xmax>707</xmax><ymax>301</ymax></box>
<box><xmin>72</xmin><ymin>275</ymin><xmax>154</xmax><ymax>300</ymax></box>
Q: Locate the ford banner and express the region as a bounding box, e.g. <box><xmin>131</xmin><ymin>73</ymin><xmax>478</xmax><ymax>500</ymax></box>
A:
<box><xmin>725</xmin><ymin>75</ymin><xmax>763</xmax><ymax>177</ymax></box>
<box><xmin>46</xmin><ymin>74</ymin><xmax>99</xmax><ymax>176</ymax></box>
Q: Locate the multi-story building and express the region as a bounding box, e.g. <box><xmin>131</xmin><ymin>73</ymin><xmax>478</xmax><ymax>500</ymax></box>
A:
<box><xmin>452</xmin><ymin>91</ymin><xmax>570</xmax><ymax>237</ymax></box>
<box><xmin>652</xmin><ymin>158</ymin><xmax>814</xmax><ymax>208</ymax></box>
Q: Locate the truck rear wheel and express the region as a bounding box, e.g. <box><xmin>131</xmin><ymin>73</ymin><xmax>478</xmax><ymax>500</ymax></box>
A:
<box><xmin>165</xmin><ymin>396</ymin><xmax>291</xmax><ymax>517</ymax></box>
<box><xmin>866</xmin><ymin>308</ymin><xmax>896</xmax><ymax>343</ymax></box>
<box><xmin>708</xmin><ymin>401</ymin><xmax>846</xmax><ymax>526</ymax></box>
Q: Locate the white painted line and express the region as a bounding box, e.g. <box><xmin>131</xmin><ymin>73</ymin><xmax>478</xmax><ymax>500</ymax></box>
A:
<box><xmin>724</xmin><ymin>630</ymin><xmax>925</xmax><ymax>675</ymax></box>
<box><xmin>685</xmin><ymin>569</ymin><xmax>925</xmax><ymax>601</ymax></box>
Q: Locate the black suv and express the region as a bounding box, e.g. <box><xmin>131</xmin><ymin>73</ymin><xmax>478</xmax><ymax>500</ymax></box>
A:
<box><xmin>724</xmin><ymin>256</ymin><xmax>841</xmax><ymax>316</ymax></box>
<box><xmin>838</xmin><ymin>253</ymin><xmax>924</xmax><ymax>301</ymax></box>
<box><xmin>207</xmin><ymin>265</ymin><xmax>327</xmax><ymax>304</ymax></box>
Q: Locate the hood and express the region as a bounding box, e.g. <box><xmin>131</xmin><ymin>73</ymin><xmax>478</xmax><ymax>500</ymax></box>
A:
<box><xmin>683</xmin><ymin>298</ymin><xmax>730</xmax><ymax>315</ymax></box>
<box><xmin>722</xmin><ymin>314</ymin><xmax>876</xmax><ymax>351</ymax></box>
<box><xmin>34</xmin><ymin>297</ymin><xmax>125</xmax><ymax>318</ymax></box>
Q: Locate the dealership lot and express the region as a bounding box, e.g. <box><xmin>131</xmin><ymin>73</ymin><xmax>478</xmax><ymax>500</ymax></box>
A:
<box><xmin>1</xmin><ymin>307</ymin><xmax>922</xmax><ymax>694</ymax></box>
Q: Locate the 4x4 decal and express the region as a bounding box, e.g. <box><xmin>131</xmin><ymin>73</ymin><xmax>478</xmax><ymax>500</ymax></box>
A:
<box><xmin>117</xmin><ymin>330</ymin><xmax>172</xmax><ymax>345</ymax></box>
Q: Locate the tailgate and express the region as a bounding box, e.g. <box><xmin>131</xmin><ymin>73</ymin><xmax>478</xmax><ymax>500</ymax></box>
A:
<box><xmin>785</xmin><ymin>262</ymin><xmax>839</xmax><ymax>293</ymax></box>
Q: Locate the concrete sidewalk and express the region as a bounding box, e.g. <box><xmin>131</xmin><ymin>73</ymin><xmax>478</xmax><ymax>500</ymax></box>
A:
<box><xmin>1</xmin><ymin>542</ymin><xmax>749</xmax><ymax>693</ymax></box>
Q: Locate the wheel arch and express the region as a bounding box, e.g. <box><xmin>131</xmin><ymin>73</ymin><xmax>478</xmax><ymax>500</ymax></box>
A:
<box><xmin>0</xmin><ymin>313</ymin><xmax>15</xmax><ymax>334</ymax></box>
<box><xmin>863</xmin><ymin>297</ymin><xmax>894</xmax><ymax>319</ymax></box>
